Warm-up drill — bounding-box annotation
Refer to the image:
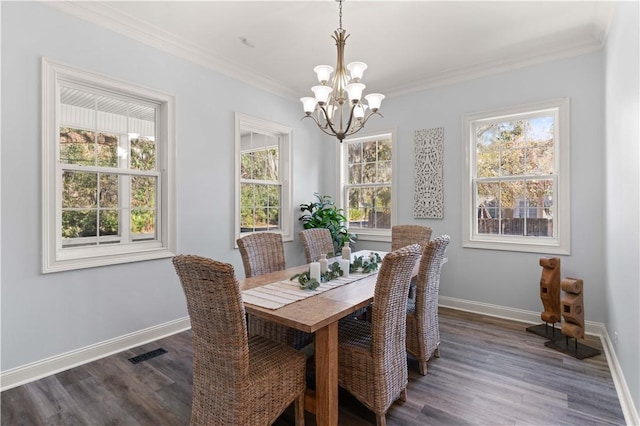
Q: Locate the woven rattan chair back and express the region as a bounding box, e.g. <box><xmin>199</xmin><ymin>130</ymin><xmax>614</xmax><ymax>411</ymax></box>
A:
<box><xmin>173</xmin><ymin>255</ymin><xmax>306</xmax><ymax>425</ymax></box>
<box><xmin>299</xmin><ymin>228</ymin><xmax>335</xmax><ymax>262</ymax></box>
<box><xmin>391</xmin><ymin>225</ymin><xmax>432</xmax><ymax>251</ymax></box>
<box><xmin>407</xmin><ymin>234</ymin><xmax>450</xmax><ymax>375</ymax></box>
<box><xmin>237</xmin><ymin>232</ymin><xmax>286</xmax><ymax>278</ymax></box>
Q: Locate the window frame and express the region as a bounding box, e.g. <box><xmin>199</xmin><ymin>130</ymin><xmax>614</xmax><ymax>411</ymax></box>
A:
<box><xmin>234</xmin><ymin>112</ymin><xmax>293</xmax><ymax>245</ymax></box>
<box><xmin>42</xmin><ymin>58</ymin><xmax>176</xmax><ymax>273</ymax></box>
<box><xmin>462</xmin><ymin>97</ymin><xmax>570</xmax><ymax>254</ymax></box>
<box><xmin>338</xmin><ymin>128</ymin><xmax>397</xmax><ymax>243</ymax></box>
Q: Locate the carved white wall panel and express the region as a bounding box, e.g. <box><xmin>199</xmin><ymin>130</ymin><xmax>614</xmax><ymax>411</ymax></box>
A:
<box><xmin>413</xmin><ymin>127</ymin><xmax>444</xmax><ymax>219</ymax></box>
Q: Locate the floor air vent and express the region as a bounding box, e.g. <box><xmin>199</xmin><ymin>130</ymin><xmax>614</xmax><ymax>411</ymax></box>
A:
<box><xmin>128</xmin><ymin>348</ymin><xmax>167</xmax><ymax>364</ymax></box>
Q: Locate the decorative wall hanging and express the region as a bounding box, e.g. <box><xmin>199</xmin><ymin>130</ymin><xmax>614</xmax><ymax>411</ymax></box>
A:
<box><xmin>413</xmin><ymin>127</ymin><xmax>444</xmax><ymax>219</ymax></box>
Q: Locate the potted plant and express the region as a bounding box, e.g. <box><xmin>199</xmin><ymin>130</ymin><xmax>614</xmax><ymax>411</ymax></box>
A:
<box><xmin>299</xmin><ymin>193</ymin><xmax>357</xmax><ymax>254</ymax></box>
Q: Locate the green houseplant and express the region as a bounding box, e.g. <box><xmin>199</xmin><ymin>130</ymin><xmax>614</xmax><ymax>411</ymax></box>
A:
<box><xmin>299</xmin><ymin>193</ymin><xmax>356</xmax><ymax>254</ymax></box>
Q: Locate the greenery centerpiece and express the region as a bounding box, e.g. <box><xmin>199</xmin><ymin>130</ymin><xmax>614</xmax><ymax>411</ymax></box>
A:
<box><xmin>299</xmin><ymin>193</ymin><xmax>356</xmax><ymax>254</ymax></box>
<box><xmin>291</xmin><ymin>252</ymin><xmax>383</xmax><ymax>290</ymax></box>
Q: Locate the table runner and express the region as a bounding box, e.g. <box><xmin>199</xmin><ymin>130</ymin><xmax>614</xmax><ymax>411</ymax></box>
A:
<box><xmin>242</xmin><ymin>271</ymin><xmax>375</xmax><ymax>309</ymax></box>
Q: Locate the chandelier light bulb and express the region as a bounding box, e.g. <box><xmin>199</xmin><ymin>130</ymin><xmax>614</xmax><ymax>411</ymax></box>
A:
<box><xmin>313</xmin><ymin>65</ymin><xmax>334</xmax><ymax>85</ymax></box>
<box><xmin>365</xmin><ymin>93</ymin><xmax>385</xmax><ymax>111</ymax></box>
<box><xmin>346</xmin><ymin>83</ymin><xmax>365</xmax><ymax>102</ymax></box>
<box><xmin>353</xmin><ymin>103</ymin><xmax>368</xmax><ymax>119</ymax></box>
<box><xmin>312</xmin><ymin>85</ymin><xmax>333</xmax><ymax>104</ymax></box>
<box><xmin>300</xmin><ymin>97</ymin><xmax>317</xmax><ymax>114</ymax></box>
<box><xmin>347</xmin><ymin>62</ymin><xmax>367</xmax><ymax>82</ymax></box>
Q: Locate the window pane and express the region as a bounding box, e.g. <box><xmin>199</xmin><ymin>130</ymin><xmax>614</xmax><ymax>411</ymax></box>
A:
<box><xmin>97</xmin><ymin>132</ymin><xmax>118</xmax><ymax>167</ymax></box>
<box><xmin>363</xmin><ymin>141</ymin><xmax>376</xmax><ymax>162</ymax></box>
<box><xmin>252</xmin><ymin>150</ymin><xmax>267</xmax><ymax>180</ymax></box>
<box><xmin>99</xmin><ymin>173</ymin><xmax>119</xmax><ymax>208</ymax></box>
<box><xmin>266</xmin><ymin>148</ymin><xmax>279</xmax><ymax>181</ymax></box>
<box><xmin>477</xmin><ymin>181</ymin><xmax>500</xmax><ymax>234</ymax></box>
<box><xmin>60</xmin><ymin>128</ymin><xmax>95</xmax><ymax>166</ymax></box>
<box><xmin>63</xmin><ymin>171</ymin><xmax>97</xmax><ymax>208</ymax></box>
<box><xmin>363</xmin><ymin>162</ymin><xmax>376</xmax><ymax>183</ymax></box>
<box><xmin>500</xmin><ymin>180</ymin><xmax>525</xmax><ymax>236</ymax></box>
<box><xmin>526</xmin><ymin>139</ymin><xmax>554</xmax><ymax>175</ymax></box>
<box><xmin>62</xmin><ymin>210</ymin><xmax>97</xmax><ymax>238</ymax></box>
<box><xmin>267</xmin><ymin>184</ymin><xmax>280</xmax><ymax>207</ymax></box>
<box><xmin>131</xmin><ymin>137</ymin><xmax>156</xmax><ymax>171</ymax></box>
<box><xmin>349</xmin><ymin>164</ymin><xmax>362</xmax><ymax>184</ymax></box>
<box><xmin>131</xmin><ymin>209</ymin><xmax>155</xmax><ymax>235</ymax></box>
<box><xmin>268</xmin><ymin>207</ymin><xmax>279</xmax><ymax>228</ymax></box>
<box><xmin>241</xmin><ymin>153</ymin><xmax>253</xmax><ymax>179</ymax></box>
<box><xmin>348</xmin><ymin>142</ymin><xmax>362</xmax><ymax>165</ymax></box>
<box><xmin>241</xmin><ymin>207</ymin><xmax>254</xmax><ymax>231</ymax></box>
<box><xmin>524</xmin><ymin>179</ymin><xmax>554</xmax><ymax>237</ymax></box>
<box><xmin>378</xmin><ymin>160</ymin><xmax>392</xmax><ymax>183</ymax></box>
<box><xmin>378</xmin><ymin>139</ymin><xmax>392</xmax><ymax>161</ymax></box>
<box><xmin>99</xmin><ymin>210</ymin><xmax>119</xmax><ymax>236</ymax></box>
<box><xmin>347</xmin><ymin>186</ymin><xmax>391</xmax><ymax>229</ymax></box>
<box><xmin>131</xmin><ymin>176</ymin><xmax>156</xmax><ymax>208</ymax></box>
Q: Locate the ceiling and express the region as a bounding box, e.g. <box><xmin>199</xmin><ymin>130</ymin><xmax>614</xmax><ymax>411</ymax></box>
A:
<box><xmin>47</xmin><ymin>1</ymin><xmax>615</xmax><ymax>100</ymax></box>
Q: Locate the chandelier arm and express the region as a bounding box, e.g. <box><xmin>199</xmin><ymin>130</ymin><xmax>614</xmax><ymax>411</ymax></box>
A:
<box><xmin>319</xmin><ymin>105</ymin><xmax>347</xmax><ymax>140</ymax></box>
<box><xmin>302</xmin><ymin>113</ymin><xmax>344</xmax><ymax>139</ymax></box>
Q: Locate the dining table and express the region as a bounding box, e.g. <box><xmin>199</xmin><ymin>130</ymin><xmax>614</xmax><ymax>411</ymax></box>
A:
<box><xmin>238</xmin><ymin>251</ymin><xmax>386</xmax><ymax>426</ymax></box>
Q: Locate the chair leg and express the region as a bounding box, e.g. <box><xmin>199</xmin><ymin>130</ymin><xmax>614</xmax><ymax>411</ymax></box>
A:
<box><xmin>294</xmin><ymin>392</ymin><xmax>305</xmax><ymax>426</ymax></box>
<box><xmin>419</xmin><ymin>360</ymin><xmax>427</xmax><ymax>375</ymax></box>
<box><xmin>399</xmin><ymin>388</ymin><xmax>407</xmax><ymax>402</ymax></box>
<box><xmin>434</xmin><ymin>345</ymin><xmax>440</xmax><ymax>358</ymax></box>
<box><xmin>376</xmin><ymin>413</ymin><xmax>387</xmax><ymax>426</ymax></box>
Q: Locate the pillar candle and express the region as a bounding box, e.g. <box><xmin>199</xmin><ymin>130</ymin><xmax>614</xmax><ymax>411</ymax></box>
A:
<box><xmin>340</xmin><ymin>259</ymin><xmax>350</xmax><ymax>278</ymax></box>
<box><xmin>310</xmin><ymin>262</ymin><xmax>321</xmax><ymax>282</ymax></box>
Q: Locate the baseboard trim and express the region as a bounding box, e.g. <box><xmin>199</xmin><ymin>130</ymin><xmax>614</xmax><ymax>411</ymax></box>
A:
<box><xmin>0</xmin><ymin>316</ymin><xmax>191</xmax><ymax>392</ymax></box>
<box><xmin>439</xmin><ymin>296</ymin><xmax>639</xmax><ymax>425</ymax></box>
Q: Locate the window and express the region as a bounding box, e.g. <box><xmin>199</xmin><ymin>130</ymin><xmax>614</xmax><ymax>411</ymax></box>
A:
<box><xmin>42</xmin><ymin>59</ymin><xmax>176</xmax><ymax>272</ymax></box>
<box><xmin>462</xmin><ymin>98</ymin><xmax>570</xmax><ymax>254</ymax></box>
<box><xmin>340</xmin><ymin>130</ymin><xmax>396</xmax><ymax>242</ymax></box>
<box><xmin>235</xmin><ymin>113</ymin><xmax>292</xmax><ymax>243</ymax></box>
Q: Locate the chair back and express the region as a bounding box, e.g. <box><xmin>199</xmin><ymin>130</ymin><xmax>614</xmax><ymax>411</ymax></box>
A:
<box><xmin>299</xmin><ymin>228</ymin><xmax>335</xmax><ymax>262</ymax></box>
<box><xmin>237</xmin><ymin>232</ymin><xmax>285</xmax><ymax>277</ymax></box>
<box><xmin>391</xmin><ymin>225</ymin><xmax>432</xmax><ymax>251</ymax></box>
<box><xmin>172</xmin><ymin>255</ymin><xmax>249</xmax><ymax>419</ymax></box>
<box><xmin>414</xmin><ymin>235</ymin><xmax>450</xmax><ymax>318</ymax></box>
<box><xmin>370</xmin><ymin>244</ymin><xmax>421</xmax><ymax>392</ymax></box>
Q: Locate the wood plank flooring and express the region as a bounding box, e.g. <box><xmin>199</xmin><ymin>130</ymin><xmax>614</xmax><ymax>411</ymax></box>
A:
<box><xmin>2</xmin><ymin>308</ymin><xmax>625</xmax><ymax>425</ymax></box>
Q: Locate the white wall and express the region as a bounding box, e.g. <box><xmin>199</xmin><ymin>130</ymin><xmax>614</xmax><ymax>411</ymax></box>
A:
<box><xmin>605</xmin><ymin>0</ymin><xmax>640</xmax><ymax>413</ymax></box>
<box><xmin>0</xmin><ymin>2</ymin><xmax>321</xmax><ymax>372</ymax></box>
<box><xmin>355</xmin><ymin>51</ymin><xmax>607</xmax><ymax>320</ymax></box>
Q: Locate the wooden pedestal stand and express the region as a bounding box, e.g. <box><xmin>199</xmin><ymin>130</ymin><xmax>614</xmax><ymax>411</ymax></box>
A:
<box><xmin>544</xmin><ymin>277</ymin><xmax>601</xmax><ymax>359</ymax></box>
<box><xmin>526</xmin><ymin>257</ymin><xmax>562</xmax><ymax>339</ymax></box>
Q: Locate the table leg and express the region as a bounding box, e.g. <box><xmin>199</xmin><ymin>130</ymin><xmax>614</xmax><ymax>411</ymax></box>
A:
<box><xmin>315</xmin><ymin>321</ymin><xmax>338</xmax><ymax>426</ymax></box>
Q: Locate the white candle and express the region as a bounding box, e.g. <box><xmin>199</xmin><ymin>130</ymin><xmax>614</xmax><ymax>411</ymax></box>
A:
<box><xmin>340</xmin><ymin>259</ymin><xmax>350</xmax><ymax>278</ymax></box>
<box><xmin>310</xmin><ymin>262</ymin><xmax>321</xmax><ymax>282</ymax></box>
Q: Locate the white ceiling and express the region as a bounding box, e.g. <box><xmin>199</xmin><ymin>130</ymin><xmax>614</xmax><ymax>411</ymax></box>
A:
<box><xmin>48</xmin><ymin>1</ymin><xmax>615</xmax><ymax>100</ymax></box>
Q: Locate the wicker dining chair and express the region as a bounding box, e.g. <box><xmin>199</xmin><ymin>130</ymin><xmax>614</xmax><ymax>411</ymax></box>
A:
<box><xmin>237</xmin><ymin>232</ymin><xmax>286</xmax><ymax>278</ymax></box>
<box><xmin>172</xmin><ymin>255</ymin><xmax>306</xmax><ymax>426</ymax></box>
<box><xmin>237</xmin><ymin>232</ymin><xmax>314</xmax><ymax>350</ymax></box>
<box><xmin>299</xmin><ymin>228</ymin><xmax>335</xmax><ymax>262</ymax></box>
<box><xmin>391</xmin><ymin>224</ymin><xmax>432</xmax><ymax>300</ymax></box>
<box><xmin>391</xmin><ymin>224</ymin><xmax>432</xmax><ymax>251</ymax></box>
<box><xmin>406</xmin><ymin>235</ymin><xmax>450</xmax><ymax>375</ymax></box>
<box><xmin>337</xmin><ymin>244</ymin><xmax>422</xmax><ymax>426</ymax></box>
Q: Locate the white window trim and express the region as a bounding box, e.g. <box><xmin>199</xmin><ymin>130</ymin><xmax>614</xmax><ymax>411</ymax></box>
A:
<box><xmin>337</xmin><ymin>127</ymin><xmax>397</xmax><ymax>243</ymax></box>
<box><xmin>42</xmin><ymin>58</ymin><xmax>176</xmax><ymax>273</ymax></box>
<box><xmin>234</xmin><ymin>112</ymin><xmax>293</xmax><ymax>245</ymax></box>
<box><xmin>462</xmin><ymin>97</ymin><xmax>570</xmax><ymax>254</ymax></box>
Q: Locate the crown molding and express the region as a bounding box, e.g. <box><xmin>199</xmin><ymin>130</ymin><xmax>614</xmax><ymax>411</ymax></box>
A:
<box><xmin>44</xmin><ymin>1</ymin><xmax>299</xmax><ymax>99</ymax></box>
<box><xmin>44</xmin><ymin>1</ymin><xmax>614</xmax><ymax>101</ymax></box>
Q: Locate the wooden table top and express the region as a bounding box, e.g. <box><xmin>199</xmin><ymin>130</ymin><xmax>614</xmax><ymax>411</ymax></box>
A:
<box><xmin>238</xmin><ymin>263</ymin><xmax>378</xmax><ymax>334</ymax></box>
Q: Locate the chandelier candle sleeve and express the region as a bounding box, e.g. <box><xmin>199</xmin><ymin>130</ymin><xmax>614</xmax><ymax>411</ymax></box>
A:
<box><xmin>299</xmin><ymin>0</ymin><xmax>384</xmax><ymax>142</ymax></box>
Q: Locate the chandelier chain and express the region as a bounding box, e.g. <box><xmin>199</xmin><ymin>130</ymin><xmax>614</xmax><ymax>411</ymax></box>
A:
<box><xmin>338</xmin><ymin>0</ymin><xmax>343</xmax><ymax>30</ymax></box>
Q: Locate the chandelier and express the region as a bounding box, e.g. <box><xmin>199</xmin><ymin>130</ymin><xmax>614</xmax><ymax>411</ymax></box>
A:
<box><xmin>300</xmin><ymin>0</ymin><xmax>384</xmax><ymax>142</ymax></box>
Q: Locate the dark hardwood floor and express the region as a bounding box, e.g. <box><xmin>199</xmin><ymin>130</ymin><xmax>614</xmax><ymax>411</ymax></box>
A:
<box><xmin>2</xmin><ymin>308</ymin><xmax>625</xmax><ymax>425</ymax></box>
